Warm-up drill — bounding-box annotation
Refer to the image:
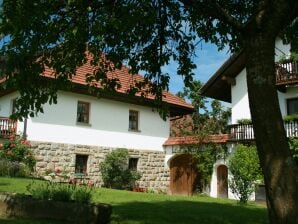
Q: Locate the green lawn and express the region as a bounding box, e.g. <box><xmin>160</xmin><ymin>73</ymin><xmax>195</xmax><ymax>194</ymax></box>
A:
<box><xmin>0</xmin><ymin>177</ymin><xmax>269</xmax><ymax>224</ymax></box>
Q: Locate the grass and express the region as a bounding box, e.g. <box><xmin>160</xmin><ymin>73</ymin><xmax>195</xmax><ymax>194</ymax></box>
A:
<box><xmin>0</xmin><ymin>177</ymin><xmax>269</xmax><ymax>224</ymax></box>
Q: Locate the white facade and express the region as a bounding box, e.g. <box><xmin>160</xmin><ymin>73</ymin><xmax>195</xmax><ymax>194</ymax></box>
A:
<box><xmin>0</xmin><ymin>91</ymin><xmax>169</xmax><ymax>151</ymax></box>
<box><xmin>231</xmin><ymin>39</ymin><xmax>294</xmax><ymax>123</ymax></box>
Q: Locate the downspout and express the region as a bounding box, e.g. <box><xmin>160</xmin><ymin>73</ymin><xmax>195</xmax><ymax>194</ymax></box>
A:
<box><xmin>22</xmin><ymin>117</ymin><xmax>27</xmax><ymax>139</ymax></box>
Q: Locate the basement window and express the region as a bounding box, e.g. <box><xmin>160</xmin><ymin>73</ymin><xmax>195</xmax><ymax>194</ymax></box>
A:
<box><xmin>128</xmin><ymin>158</ymin><xmax>139</xmax><ymax>171</ymax></box>
<box><xmin>75</xmin><ymin>154</ymin><xmax>88</xmax><ymax>175</ymax></box>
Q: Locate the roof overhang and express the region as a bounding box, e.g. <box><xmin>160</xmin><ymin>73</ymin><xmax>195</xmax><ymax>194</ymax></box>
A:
<box><xmin>200</xmin><ymin>51</ymin><xmax>246</xmax><ymax>103</ymax></box>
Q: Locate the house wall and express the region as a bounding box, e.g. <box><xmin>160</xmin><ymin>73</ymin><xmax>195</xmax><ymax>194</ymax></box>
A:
<box><xmin>32</xmin><ymin>141</ymin><xmax>170</xmax><ymax>191</ymax></box>
<box><xmin>0</xmin><ymin>91</ymin><xmax>169</xmax><ymax>151</ymax></box>
<box><xmin>231</xmin><ymin>39</ymin><xmax>292</xmax><ymax>123</ymax></box>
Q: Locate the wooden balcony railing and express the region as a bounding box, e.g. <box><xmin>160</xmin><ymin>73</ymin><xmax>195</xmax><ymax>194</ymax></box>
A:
<box><xmin>0</xmin><ymin>117</ymin><xmax>17</xmax><ymax>139</ymax></box>
<box><xmin>276</xmin><ymin>60</ymin><xmax>298</xmax><ymax>86</ymax></box>
<box><xmin>228</xmin><ymin>121</ymin><xmax>298</xmax><ymax>141</ymax></box>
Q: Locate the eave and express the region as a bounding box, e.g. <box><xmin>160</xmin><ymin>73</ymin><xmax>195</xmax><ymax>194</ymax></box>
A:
<box><xmin>200</xmin><ymin>51</ymin><xmax>246</xmax><ymax>103</ymax></box>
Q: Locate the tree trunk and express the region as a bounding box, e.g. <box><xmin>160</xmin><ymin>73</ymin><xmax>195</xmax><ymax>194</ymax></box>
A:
<box><xmin>245</xmin><ymin>33</ymin><xmax>298</xmax><ymax>223</ymax></box>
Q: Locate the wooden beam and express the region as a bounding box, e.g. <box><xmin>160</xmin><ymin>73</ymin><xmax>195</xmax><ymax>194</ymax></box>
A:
<box><xmin>221</xmin><ymin>76</ymin><xmax>236</xmax><ymax>86</ymax></box>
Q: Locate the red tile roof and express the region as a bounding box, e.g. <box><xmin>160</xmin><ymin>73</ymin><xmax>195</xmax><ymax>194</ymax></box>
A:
<box><xmin>41</xmin><ymin>55</ymin><xmax>193</xmax><ymax>111</ymax></box>
<box><xmin>163</xmin><ymin>134</ymin><xmax>229</xmax><ymax>146</ymax></box>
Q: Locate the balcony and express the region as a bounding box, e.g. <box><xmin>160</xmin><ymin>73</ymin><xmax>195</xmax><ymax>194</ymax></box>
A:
<box><xmin>0</xmin><ymin>117</ymin><xmax>17</xmax><ymax>139</ymax></box>
<box><xmin>228</xmin><ymin>121</ymin><xmax>298</xmax><ymax>141</ymax></box>
<box><xmin>276</xmin><ymin>60</ymin><xmax>298</xmax><ymax>86</ymax></box>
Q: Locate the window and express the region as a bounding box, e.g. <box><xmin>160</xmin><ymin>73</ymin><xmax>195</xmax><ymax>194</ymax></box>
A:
<box><xmin>11</xmin><ymin>99</ymin><xmax>17</xmax><ymax>115</ymax></box>
<box><xmin>287</xmin><ymin>98</ymin><xmax>298</xmax><ymax>115</ymax></box>
<box><xmin>129</xmin><ymin>110</ymin><xmax>139</xmax><ymax>131</ymax></box>
<box><xmin>128</xmin><ymin>158</ymin><xmax>139</xmax><ymax>171</ymax></box>
<box><xmin>75</xmin><ymin>154</ymin><xmax>88</xmax><ymax>175</ymax></box>
<box><xmin>77</xmin><ymin>101</ymin><xmax>90</xmax><ymax>124</ymax></box>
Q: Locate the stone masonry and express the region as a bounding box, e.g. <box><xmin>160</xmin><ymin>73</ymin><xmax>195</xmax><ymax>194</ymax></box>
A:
<box><xmin>31</xmin><ymin>141</ymin><xmax>170</xmax><ymax>192</ymax></box>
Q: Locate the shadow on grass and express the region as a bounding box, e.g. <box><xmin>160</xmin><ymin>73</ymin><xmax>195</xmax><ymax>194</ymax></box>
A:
<box><xmin>111</xmin><ymin>200</ymin><xmax>269</xmax><ymax>224</ymax></box>
<box><xmin>0</xmin><ymin>217</ymin><xmax>66</xmax><ymax>224</ymax></box>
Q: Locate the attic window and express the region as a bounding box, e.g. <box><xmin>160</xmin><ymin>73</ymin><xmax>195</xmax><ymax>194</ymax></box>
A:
<box><xmin>129</xmin><ymin>110</ymin><xmax>139</xmax><ymax>131</ymax></box>
<box><xmin>77</xmin><ymin>101</ymin><xmax>90</xmax><ymax>124</ymax></box>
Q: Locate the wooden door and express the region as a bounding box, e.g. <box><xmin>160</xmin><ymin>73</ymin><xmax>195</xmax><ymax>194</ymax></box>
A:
<box><xmin>170</xmin><ymin>154</ymin><xmax>197</xmax><ymax>196</ymax></box>
<box><xmin>217</xmin><ymin>165</ymin><xmax>228</xmax><ymax>198</ymax></box>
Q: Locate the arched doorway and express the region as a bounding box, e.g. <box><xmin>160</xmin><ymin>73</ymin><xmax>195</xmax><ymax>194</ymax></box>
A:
<box><xmin>217</xmin><ymin>165</ymin><xmax>228</xmax><ymax>198</ymax></box>
<box><xmin>169</xmin><ymin>154</ymin><xmax>198</xmax><ymax>196</ymax></box>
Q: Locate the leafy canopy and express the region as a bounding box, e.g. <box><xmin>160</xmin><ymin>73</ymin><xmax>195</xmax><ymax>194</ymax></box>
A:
<box><xmin>1</xmin><ymin>0</ymin><xmax>296</xmax><ymax>118</ymax></box>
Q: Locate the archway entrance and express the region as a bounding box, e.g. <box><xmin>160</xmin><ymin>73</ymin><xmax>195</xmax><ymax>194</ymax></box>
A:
<box><xmin>169</xmin><ymin>154</ymin><xmax>198</xmax><ymax>196</ymax></box>
<box><xmin>217</xmin><ymin>165</ymin><xmax>228</xmax><ymax>198</ymax></box>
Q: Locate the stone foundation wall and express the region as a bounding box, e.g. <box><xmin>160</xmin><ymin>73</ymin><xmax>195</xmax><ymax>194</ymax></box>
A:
<box><xmin>31</xmin><ymin>141</ymin><xmax>170</xmax><ymax>192</ymax></box>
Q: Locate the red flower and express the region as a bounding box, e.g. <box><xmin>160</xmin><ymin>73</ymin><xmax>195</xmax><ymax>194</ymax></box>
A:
<box><xmin>9</xmin><ymin>135</ymin><xmax>14</xmax><ymax>141</ymax></box>
<box><xmin>10</xmin><ymin>144</ymin><xmax>15</xmax><ymax>148</ymax></box>
<box><xmin>7</xmin><ymin>150</ymin><xmax>12</xmax><ymax>155</ymax></box>
<box><xmin>55</xmin><ymin>168</ymin><xmax>61</xmax><ymax>173</ymax></box>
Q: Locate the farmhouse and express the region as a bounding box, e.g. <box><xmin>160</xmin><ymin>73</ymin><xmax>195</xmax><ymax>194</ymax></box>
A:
<box><xmin>0</xmin><ymin>56</ymin><xmax>196</xmax><ymax>192</ymax></box>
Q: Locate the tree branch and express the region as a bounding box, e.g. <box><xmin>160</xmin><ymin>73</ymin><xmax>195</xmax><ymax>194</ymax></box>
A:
<box><xmin>179</xmin><ymin>0</ymin><xmax>244</xmax><ymax>31</ymax></box>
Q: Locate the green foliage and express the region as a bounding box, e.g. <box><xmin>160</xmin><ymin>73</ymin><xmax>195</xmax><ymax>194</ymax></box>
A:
<box><xmin>283</xmin><ymin>114</ymin><xmax>298</xmax><ymax>123</ymax></box>
<box><xmin>229</xmin><ymin>144</ymin><xmax>263</xmax><ymax>204</ymax></box>
<box><xmin>0</xmin><ymin>159</ymin><xmax>31</xmax><ymax>177</ymax></box>
<box><xmin>72</xmin><ymin>185</ymin><xmax>93</xmax><ymax>203</ymax></box>
<box><xmin>237</xmin><ymin>119</ymin><xmax>252</xmax><ymax>125</ymax></box>
<box><xmin>288</xmin><ymin>137</ymin><xmax>298</xmax><ymax>164</ymax></box>
<box><xmin>101</xmin><ymin>148</ymin><xmax>141</xmax><ymax>190</ymax></box>
<box><xmin>173</xmin><ymin>80</ymin><xmax>231</xmax><ymax>137</ymax></box>
<box><xmin>0</xmin><ymin>135</ymin><xmax>36</xmax><ymax>171</ymax></box>
<box><xmin>26</xmin><ymin>181</ymin><xmax>93</xmax><ymax>203</ymax></box>
<box><xmin>194</xmin><ymin>144</ymin><xmax>227</xmax><ymax>192</ymax></box>
<box><xmin>2</xmin><ymin>1</ymin><xmax>295</xmax><ymax>119</ymax></box>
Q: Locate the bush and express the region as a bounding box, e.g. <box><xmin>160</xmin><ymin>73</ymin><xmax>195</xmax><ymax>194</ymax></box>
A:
<box><xmin>27</xmin><ymin>181</ymin><xmax>93</xmax><ymax>203</ymax></box>
<box><xmin>288</xmin><ymin>137</ymin><xmax>298</xmax><ymax>164</ymax></box>
<box><xmin>101</xmin><ymin>148</ymin><xmax>141</xmax><ymax>190</ymax></box>
<box><xmin>228</xmin><ymin>144</ymin><xmax>263</xmax><ymax>204</ymax></box>
<box><xmin>0</xmin><ymin>159</ymin><xmax>31</xmax><ymax>177</ymax></box>
<box><xmin>72</xmin><ymin>185</ymin><xmax>93</xmax><ymax>203</ymax></box>
<box><xmin>0</xmin><ymin>135</ymin><xmax>36</xmax><ymax>171</ymax></box>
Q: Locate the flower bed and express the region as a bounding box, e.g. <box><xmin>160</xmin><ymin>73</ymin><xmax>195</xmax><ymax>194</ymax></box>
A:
<box><xmin>0</xmin><ymin>193</ymin><xmax>112</xmax><ymax>224</ymax></box>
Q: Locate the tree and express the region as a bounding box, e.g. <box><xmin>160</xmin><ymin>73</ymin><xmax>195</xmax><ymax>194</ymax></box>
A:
<box><xmin>172</xmin><ymin>80</ymin><xmax>231</xmax><ymax>136</ymax></box>
<box><xmin>0</xmin><ymin>1</ymin><xmax>298</xmax><ymax>222</ymax></box>
<box><xmin>229</xmin><ymin>144</ymin><xmax>263</xmax><ymax>204</ymax></box>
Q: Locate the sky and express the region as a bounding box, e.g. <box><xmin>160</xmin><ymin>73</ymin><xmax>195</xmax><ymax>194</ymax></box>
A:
<box><xmin>164</xmin><ymin>43</ymin><xmax>230</xmax><ymax>94</ymax></box>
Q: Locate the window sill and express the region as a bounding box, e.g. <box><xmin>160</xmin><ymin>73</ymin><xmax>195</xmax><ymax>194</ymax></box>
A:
<box><xmin>128</xmin><ymin>129</ymin><xmax>141</xmax><ymax>133</ymax></box>
<box><xmin>76</xmin><ymin>122</ymin><xmax>92</xmax><ymax>127</ymax></box>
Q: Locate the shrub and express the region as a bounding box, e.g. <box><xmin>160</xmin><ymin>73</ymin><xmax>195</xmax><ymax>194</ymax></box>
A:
<box><xmin>101</xmin><ymin>148</ymin><xmax>141</xmax><ymax>190</ymax></box>
<box><xmin>27</xmin><ymin>181</ymin><xmax>93</xmax><ymax>203</ymax></box>
<box><xmin>288</xmin><ymin>137</ymin><xmax>298</xmax><ymax>164</ymax></box>
<box><xmin>237</xmin><ymin>118</ymin><xmax>252</xmax><ymax>125</ymax></box>
<box><xmin>0</xmin><ymin>135</ymin><xmax>36</xmax><ymax>171</ymax></box>
<box><xmin>228</xmin><ymin>144</ymin><xmax>263</xmax><ymax>204</ymax></box>
<box><xmin>72</xmin><ymin>185</ymin><xmax>93</xmax><ymax>203</ymax></box>
<box><xmin>283</xmin><ymin>114</ymin><xmax>298</xmax><ymax>123</ymax></box>
<box><xmin>0</xmin><ymin>159</ymin><xmax>31</xmax><ymax>177</ymax></box>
